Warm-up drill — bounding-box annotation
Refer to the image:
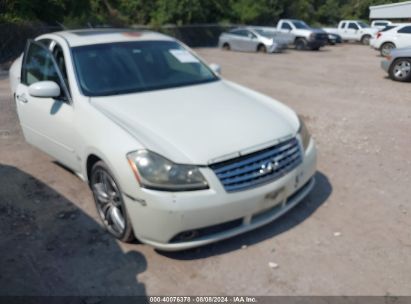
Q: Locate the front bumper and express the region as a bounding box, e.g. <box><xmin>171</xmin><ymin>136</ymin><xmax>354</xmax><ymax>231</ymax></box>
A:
<box><xmin>124</xmin><ymin>139</ymin><xmax>317</xmax><ymax>251</ymax></box>
<box><xmin>307</xmin><ymin>39</ymin><xmax>326</xmax><ymax>49</ymax></box>
<box><xmin>381</xmin><ymin>59</ymin><xmax>391</xmax><ymax>73</ymax></box>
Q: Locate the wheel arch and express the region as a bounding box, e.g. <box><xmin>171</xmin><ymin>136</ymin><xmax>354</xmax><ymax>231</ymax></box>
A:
<box><xmin>86</xmin><ymin>154</ymin><xmax>102</xmax><ymax>185</ymax></box>
<box><xmin>256</xmin><ymin>43</ymin><xmax>266</xmax><ymax>51</ymax></box>
<box><xmin>380</xmin><ymin>41</ymin><xmax>396</xmax><ymax>50</ymax></box>
<box><xmin>294</xmin><ymin>36</ymin><xmax>305</xmax><ymax>43</ymax></box>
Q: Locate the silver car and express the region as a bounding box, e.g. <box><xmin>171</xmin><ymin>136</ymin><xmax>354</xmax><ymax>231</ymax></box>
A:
<box><xmin>218</xmin><ymin>27</ymin><xmax>293</xmax><ymax>53</ymax></box>
<box><xmin>381</xmin><ymin>47</ymin><xmax>411</xmax><ymax>82</ymax></box>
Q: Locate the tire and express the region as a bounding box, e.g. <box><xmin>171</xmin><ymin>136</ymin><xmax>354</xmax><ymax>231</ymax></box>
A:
<box><xmin>311</xmin><ymin>47</ymin><xmax>320</xmax><ymax>51</ymax></box>
<box><xmin>257</xmin><ymin>44</ymin><xmax>267</xmax><ymax>53</ymax></box>
<box><xmin>295</xmin><ymin>38</ymin><xmax>307</xmax><ymax>50</ymax></box>
<box><xmin>361</xmin><ymin>35</ymin><xmax>371</xmax><ymax>45</ymax></box>
<box><xmin>90</xmin><ymin>160</ymin><xmax>135</xmax><ymax>242</ymax></box>
<box><xmin>380</xmin><ymin>42</ymin><xmax>395</xmax><ymax>57</ymax></box>
<box><xmin>389</xmin><ymin>58</ymin><xmax>411</xmax><ymax>82</ymax></box>
<box><xmin>222</xmin><ymin>43</ymin><xmax>230</xmax><ymax>51</ymax></box>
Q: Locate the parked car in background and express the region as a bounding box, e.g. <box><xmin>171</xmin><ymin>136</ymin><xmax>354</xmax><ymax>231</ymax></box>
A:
<box><xmin>381</xmin><ymin>47</ymin><xmax>411</xmax><ymax>82</ymax></box>
<box><xmin>323</xmin><ymin>20</ymin><xmax>378</xmax><ymax>45</ymax></box>
<box><xmin>276</xmin><ymin>19</ymin><xmax>328</xmax><ymax>50</ymax></box>
<box><xmin>327</xmin><ymin>33</ymin><xmax>342</xmax><ymax>45</ymax></box>
<box><xmin>9</xmin><ymin>29</ymin><xmax>317</xmax><ymax>251</ymax></box>
<box><xmin>371</xmin><ymin>20</ymin><xmax>392</xmax><ymax>30</ymax></box>
<box><xmin>370</xmin><ymin>24</ymin><xmax>398</xmax><ymax>50</ymax></box>
<box><xmin>370</xmin><ymin>23</ymin><xmax>411</xmax><ymax>56</ymax></box>
<box><xmin>218</xmin><ymin>27</ymin><xmax>293</xmax><ymax>53</ymax></box>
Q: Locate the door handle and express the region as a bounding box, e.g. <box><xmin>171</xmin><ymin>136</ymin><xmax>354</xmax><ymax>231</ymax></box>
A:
<box><xmin>16</xmin><ymin>93</ymin><xmax>28</xmax><ymax>103</ymax></box>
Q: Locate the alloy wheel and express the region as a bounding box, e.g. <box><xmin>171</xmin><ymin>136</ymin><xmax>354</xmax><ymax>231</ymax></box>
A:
<box><xmin>392</xmin><ymin>60</ymin><xmax>411</xmax><ymax>81</ymax></box>
<box><xmin>91</xmin><ymin>168</ymin><xmax>125</xmax><ymax>237</ymax></box>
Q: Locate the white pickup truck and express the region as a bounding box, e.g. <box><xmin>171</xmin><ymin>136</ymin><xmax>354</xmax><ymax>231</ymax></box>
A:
<box><xmin>276</xmin><ymin>19</ymin><xmax>328</xmax><ymax>50</ymax></box>
<box><xmin>323</xmin><ymin>20</ymin><xmax>378</xmax><ymax>45</ymax></box>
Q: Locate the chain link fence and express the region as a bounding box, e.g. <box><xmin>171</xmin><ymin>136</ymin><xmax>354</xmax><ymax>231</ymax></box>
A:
<box><xmin>0</xmin><ymin>23</ymin><xmax>236</xmax><ymax>66</ymax></box>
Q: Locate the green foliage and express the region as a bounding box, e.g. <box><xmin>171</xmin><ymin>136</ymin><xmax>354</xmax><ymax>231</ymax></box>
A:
<box><xmin>0</xmin><ymin>0</ymin><xmax>407</xmax><ymax>27</ymax></box>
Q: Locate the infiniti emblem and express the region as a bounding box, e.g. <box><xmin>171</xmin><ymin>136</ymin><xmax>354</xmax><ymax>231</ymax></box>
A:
<box><xmin>259</xmin><ymin>159</ymin><xmax>280</xmax><ymax>175</ymax></box>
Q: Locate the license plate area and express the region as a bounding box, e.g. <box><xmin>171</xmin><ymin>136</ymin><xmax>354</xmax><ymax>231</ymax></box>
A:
<box><xmin>259</xmin><ymin>186</ymin><xmax>286</xmax><ymax>211</ymax></box>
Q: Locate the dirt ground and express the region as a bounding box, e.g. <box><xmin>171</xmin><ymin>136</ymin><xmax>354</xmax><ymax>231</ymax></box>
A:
<box><xmin>0</xmin><ymin>44</ymin><xmax>410</xmax><ymax>296</ymax></box>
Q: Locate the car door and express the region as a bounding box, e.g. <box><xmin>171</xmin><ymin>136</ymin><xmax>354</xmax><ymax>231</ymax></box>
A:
<box><xmin>227</xmin><ymin>30</ymin><xmax>243</xmax><ymax>51</ymax></box>
<box><xmin>346</xmin><ymin>22</ymin><xmax>360</xmax><ymax>40</ymax></box>
<box><xmin>280</xmin><ymin>22</ymin><xmax>293</xmax><ymax>33</ymax></box>
<box><xmin>231</xmin><ymin>30</ymin><xmax>252</xmax><ymax>51</ymax></box>
<box><xmin>396</xmin><ymin>26</ymin><xmax>411</xmax><ymax>48</ymax></box>
<box><xmin>242</xmin><ymin>30</ymin><xmax>259</xmax><ymax>52</ymax></box>
<box><xmin>15</xmin><ymin>40</ymin><xmax>81</xmax><ymax>172</ymax></box>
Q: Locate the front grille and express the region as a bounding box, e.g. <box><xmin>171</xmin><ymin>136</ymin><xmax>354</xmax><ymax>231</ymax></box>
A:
<box><xmin>210</xmin><ymin>137</ymin><xmax>302</xmax><ymax>192</ymax></box>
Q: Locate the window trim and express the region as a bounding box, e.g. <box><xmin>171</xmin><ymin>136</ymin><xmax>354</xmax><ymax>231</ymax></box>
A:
<box><xmin>21</xmin><ymin>39</ymin><xmax>72</xmax><ymax>104</ymax></box>
<box><xmin>50</xmin><ymin>41</ymin><xmax>72</xmax><ymax>99</ymax></box>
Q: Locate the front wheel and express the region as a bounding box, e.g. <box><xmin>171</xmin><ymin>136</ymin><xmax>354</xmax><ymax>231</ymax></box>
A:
<box><xmin>222</xmin><ymin>43</ymin><xmax>231</xmax><ymax>51</ymax></box>
<box><xmin>90</xmin><ymin>161</ymin><xmax>135</xmax><ymax>242</ymax></box>
<box><xmin>295</xmin><ymin>38</ymin><xmax>307</xmax><ymax>50</ymax></box>
<box><xmin>361</xmin><ymin>35</ymin><xmax>371</xmax><ymax>45</ymax></box>
<box><xmin>257</xmin><ymin>44</ymin><xmax>267</xmax><ymax>53</ymax></box>
<box><xmin>389</xmin><ymin>58</ymin><xmax>411</xmax><ymax>82</ymax></box>
<box><xmin>380</xmin><ymin>42</ymin><xmax>395</xmax><ymax>57</ymax></box>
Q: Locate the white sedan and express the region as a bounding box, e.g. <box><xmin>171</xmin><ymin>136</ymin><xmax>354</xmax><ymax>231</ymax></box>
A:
<box><xmin>370</xmin><ymin>23</ymin><xmax>411</xmax><ymax>56</ymax></box>
<box><xmin>9</xmin><ymin>29</ymin><xmax>317</xmax><ymax>251</ymax></box>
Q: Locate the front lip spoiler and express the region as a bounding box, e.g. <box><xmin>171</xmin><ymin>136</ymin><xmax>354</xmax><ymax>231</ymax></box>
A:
<box><xmin>140</xmin><ymin>177</ymin><xmax>316</xmax><ymax>252</ymax></box>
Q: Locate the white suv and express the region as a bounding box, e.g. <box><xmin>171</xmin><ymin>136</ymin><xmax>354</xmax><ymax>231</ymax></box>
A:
<box><xmin>371</xmin><ymin>23</ymin><xmax>411</xmax><ymax>56</ymax></box>
<box><xmin>9</xmin><ymin>29</ymin><xmax>317</xmax><ymax>251</ymax></box>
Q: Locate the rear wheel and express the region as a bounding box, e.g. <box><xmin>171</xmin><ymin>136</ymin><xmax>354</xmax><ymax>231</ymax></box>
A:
<box><xmin>222</xmin><ymin>43</ymin><xmax>230</xmax><ymax>51</ymax></box>
<box><xmin>380</xmin><ymin>42</ymin><xmax>395</xmax><ymax>57</ymax></box>
<box><xmin>389</xmin><ymin>58</ymin><xmax>411</xmax><ymax>82</ymax></box>
<box><xmin>361</xmin><ymin>35</ymin><xmax>371</xmax><ymax>45</ymax></box>
<box><xmin>295</xmin><ymin>38</ymin><xmax>307</xmax><ymax>50</ymax></box>
<box><xmin>257</xmin><ymin>44</ymin><xmax>267</xmax><ymax>53</ymax></box>
<box><xmin>90</xmin><ymin>161</ymin><xmax>135</xmax><ymax>242</ymax></box>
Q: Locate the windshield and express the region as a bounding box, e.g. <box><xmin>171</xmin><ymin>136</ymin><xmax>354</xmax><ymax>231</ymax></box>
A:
<box><xmin>72</xmin><ymin>41</ymin><xmax>219</xmax><ymax>96</ymax></box>
<box><xmin>358</xmin><ymin>22</ymin><xmax>369</xmax><ymax>28</ymax></box>
<box><xmin>291</xmin><ymin>21</ymin><xmax>310</xmax><ymax>29</ymax></box>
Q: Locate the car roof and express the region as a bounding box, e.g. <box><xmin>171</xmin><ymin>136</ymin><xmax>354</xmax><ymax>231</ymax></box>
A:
<box><xmin>38</xmin><ymin>28</ymin><xmax>175</xmax><ymax>47</ymax></box>
<box><xmin>386</xmin><ymin>23</ymin><xmax>411</xmax><ymax>30</ymax></box>
<box><xmin>282</xmin><ymin>19</ymin><xmax>303</xmax><ymax>22</ymax></box>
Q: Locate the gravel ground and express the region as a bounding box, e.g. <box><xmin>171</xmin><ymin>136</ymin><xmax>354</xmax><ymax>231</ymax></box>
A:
<box><xmin>0</xmin><ymin>44</ymin><xmax>410</xmax><ymax>296</ymax></box>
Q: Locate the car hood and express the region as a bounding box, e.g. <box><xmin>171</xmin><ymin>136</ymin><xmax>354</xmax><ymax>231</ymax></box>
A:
<box><xmin>311</xmin><ymin>28</ymin><xmax>327</xmax><ymax>34</ymax></box>
<box><xmin>90</xmin><ymin>80</ymin><xmax>299</xmax><ymax>165</ymax></box>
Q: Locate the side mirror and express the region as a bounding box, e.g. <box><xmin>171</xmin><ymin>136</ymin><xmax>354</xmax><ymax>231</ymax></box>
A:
<box><xmin>209</xmin><ymin>63</ymin><xmax>221</xmax><ymax>75</ymax></box>
<box><xmin>28</xmin><ymin>81</ymin><xmax>61</xmax><ymax>98</ymax></box>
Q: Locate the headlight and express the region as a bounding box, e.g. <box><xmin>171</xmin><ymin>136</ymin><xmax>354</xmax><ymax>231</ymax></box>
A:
<box><xmin>298</xmin><ymin>115</ymin><xmax>311</xmax><ymax>151</ymax></box>
<box><xmin>127</xmin><ymin>150</ymin><xmax>209</xmax><ymax>191</ymax></box>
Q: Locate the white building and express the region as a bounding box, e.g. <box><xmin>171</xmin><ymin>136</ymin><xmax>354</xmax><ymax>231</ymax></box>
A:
<box><xmin>369</xmin><ymin>1</ymin><xmax>411</xmax><ymax>19</ymax></box>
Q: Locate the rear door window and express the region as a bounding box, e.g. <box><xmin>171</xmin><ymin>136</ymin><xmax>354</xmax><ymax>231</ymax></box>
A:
<box><xmin>398</xmin><ymin>26</ymin><xmax>411</xmax><ymax>34</ymax></box>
